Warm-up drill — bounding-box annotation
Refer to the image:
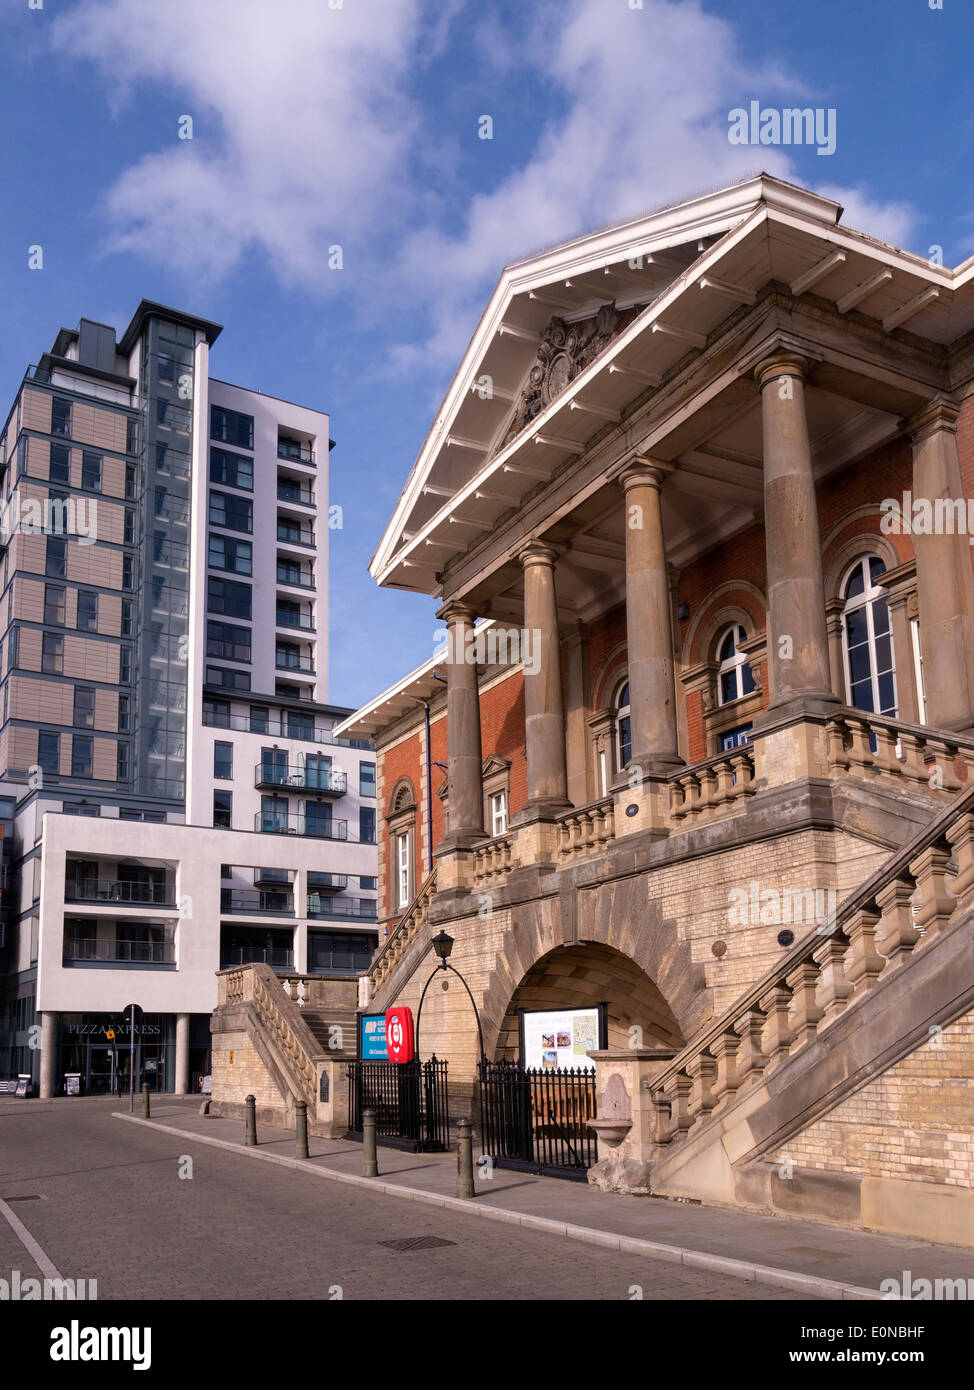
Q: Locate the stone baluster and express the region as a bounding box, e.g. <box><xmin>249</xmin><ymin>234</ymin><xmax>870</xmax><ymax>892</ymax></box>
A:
<box><xmin>686</xmin><ymin>1053</ymin><xmax>717</xmax><ymax>1123</ymax></box>
<box><xmin>669</xmin><ymin>780</ymin><xmax>688</xmax><ymax>821</ymax></box>
<box><xmin>871</xmin><ymin>724</ymin><xmax>901</xmax><ymax>778</ymax></box>
<box><xmin>929</xmin><ymin>741</ymin><xmax>962</xmax><ymax>793</ymax></box>
<box><xmin>908</xmin><ymin>844</ymin><xmax>956</xmax><ymax>939</ymax></box>
<box><xmin>898</xmin><ymin>732</ymin><xmax>929</xmax><ymax>787</ymax></box>
<box><xmin>826</xmin><ymin>717</ymin><xmax>850</xmax><ymax>773</ymax></box>
<box><xmin>714</xmin><ymin>759</ymin><xmax>736</xmax><ymax>806</ymax></box>
<box><xmin>812</xmin><ymin>936</ymin><xmax>852</xmax><ymax>1020</ymax></box>
<box><xmin>733</xmin><ymin>1008</ymin><xmax>767</xmax><ymax>1087</ymax></box>
<box><xmin>710</xmin><ymin>1033</ymin><xmax>740</xmax><ymax>1108</ymax></box>
<box><xmin>730</xmin><ymin>751</ymin><xmax>755</xmax><ymax>797</ymax></box>
<box><xmin>946</xmin><ymin>813</ymin><xmax>974</xmax><ymax>903</ymax></box>
<box><xmin>874</xmin><ymin>878</ymin><xmax>920</xmax><ymax>968</ymax></box>
<box><xmin>846</xmin><ymin>717</ymin><xmax>873</xmax><ymax>773</ymax></box>
<box><xmin>758</xmin><ymin>985</ymin><xmax>793</xmax><ymax>1067</ymax></box>
<box><xmin>785</xmin><ymin>961</ymin><xmax>824</xmax><ymax>1049</ymax></box>
<box><xmin>843</xmin><ymin>905</ymin><xmax>886</xmax><ymax>999</ymax></box>
<box><xmin>662</xmin><ymin>1073</ymin><xmax>693</xmax><ymax>1142</ymax></box>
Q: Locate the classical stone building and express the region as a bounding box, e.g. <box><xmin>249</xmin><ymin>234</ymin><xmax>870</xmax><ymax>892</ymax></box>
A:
<box><xmin>292</xmin><ymin>174</ymin><xmax>974</xmax><ymax>1242</ymax></box>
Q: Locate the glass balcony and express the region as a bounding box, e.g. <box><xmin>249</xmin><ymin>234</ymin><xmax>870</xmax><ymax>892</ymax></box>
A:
<box><xmin>255</xmin><ymin>764</ymin><xmax>346</xmax><ymax>794</ymax></box>
<box><xmin>64</xmin><ymin>875</ymin><xmax>176</xmax><ymax>906</ymax></box>
<box><xmin>254</xmin><ymin>812</ymin><xmax>347</xmax><ymax>840</ymax></box>
<box><xmin>220</xmin><ymin>945</ymin><xmax>294</xmax><ymax>969</ymax></box>
<box><xmin>307</xmin><ymin>896</ymin><xmax>377</xmax><ymax>920</ymax></box>
<box><xmin>277</xmin><ymin>522</ymin><xmax>315</xmax><ymax>547</ymax></box>
<box><xmin>275</xmin><ymin>650</ymin><xmax>315</xmax><ymax>673</ymax></box>
<box><xmin>64</xmin><ymin>938</ymin><xmax>175</xmax><ymax>964</ymax></box>
<box><xmin>276</xmin><ymin>565</ymin><xmax>315</xmax><ymax>589</ymax></box>
<box><xmin>277</xmin><ymin>482</ymin><xmax>315</xmax><ymax>505</ymax></box>
<box><xmin>277</xmin><ymin>441</ymin><xmax>315</xmax><ymax>465</ymax></box>
<box><xmin>220</xmin><ymin>888</ymin><xmax>294</xmax><ymax>916</ymax></box>
<box><xmin>275</xmin><ymin>609</ymin><xmax>314</xmax><ymax>631</ymax></box>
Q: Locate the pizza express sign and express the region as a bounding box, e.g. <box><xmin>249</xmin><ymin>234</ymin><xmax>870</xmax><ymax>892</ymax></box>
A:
<box><xmin>66</xmin><ymin>1022</ymin><xmax>162</xmax><ymax>1037</ymax></box>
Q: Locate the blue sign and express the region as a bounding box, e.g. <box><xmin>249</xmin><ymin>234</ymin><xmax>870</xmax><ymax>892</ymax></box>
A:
<box><xmin>360</xmin><ymin>1013</ymin><xmax>388</xmax><ymax>1061</ymax></box>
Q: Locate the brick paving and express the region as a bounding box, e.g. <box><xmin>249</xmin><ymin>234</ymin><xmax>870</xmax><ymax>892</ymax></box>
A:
<box><xmin>0</xmin><ymin>1098</ymin><xmax>806</xmax><ymax>1301</ymax></box>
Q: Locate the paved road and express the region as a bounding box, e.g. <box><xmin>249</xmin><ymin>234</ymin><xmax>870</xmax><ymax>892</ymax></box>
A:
<box><xmin>0</xmin><ymin>1099</ymin><xmax>809</xmax><ymax>1301</ymax></box>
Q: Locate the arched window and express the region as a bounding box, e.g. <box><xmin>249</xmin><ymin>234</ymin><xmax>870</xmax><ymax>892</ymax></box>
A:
<box><xmin>716</xmin><ymin>624</ymin><xmax>755</xmax><ymax>705</ymax></box>
<box><xmin>614</xmin><ymin>680</ymin><xmax>631</xmax><ymax>770</ymax></box>
<box><xmin>842</xmin><ymin>556</ymin><xmax>896</xmax><ymax>716</ymax></box>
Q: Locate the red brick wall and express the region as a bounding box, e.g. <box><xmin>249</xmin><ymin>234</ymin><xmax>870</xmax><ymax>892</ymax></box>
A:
<box><xmin>378</xmin><ymin>730</ymin><xmax>423</xmax><ymax>924</ymax></box>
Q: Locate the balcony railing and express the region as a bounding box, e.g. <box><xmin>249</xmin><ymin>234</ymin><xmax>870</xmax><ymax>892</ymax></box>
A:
<box><xmin>255</xmin><ymin>813</ymin><xmax>348</xmax><ymax>840</ymax></box>
<box><xmin>275</xmin><ymin>609</ymin><xmax>314</xmax><ymax>631</ymax></box>
<box><xmin>277</xmin><ymin>523</ymin><xmax>315</xmax><ymax>547</ymax></box>
<box><xmin>221</xmin><ymin>889</ymin><xmax>294</xmax><ymax>916</ymax></box>
<box><xmin>275</xmin><ymin>651</ymin><xmax>315</xmax><ymax>673</ymax></box>
<box><xmin>276</xmin><ymin>566</ymin><xmax>315</xmax><ymax>589</ymax></box>
<box><xmin>220</xmin><ymin>946</ymin><xmax>294</xmax><ymax>968</ymax></box>
<box><xmin>64</xmin><ymin>939</ymin><xmax>175</xmax><ymax>964</ymax></box>
<box><xmin>255</xmin><ymin>764</ymin><xmax>346</xmax><ymax>794</ymax></box>
<box><xmin>308</xmin><ymin>874</ymin><xmax>347</xmax><ymax>891</ymax></box>
<box><xmin>64</xmin><ymin>877</ymin><xmax>176</xmax><ymax>906</ymax></box>
<box><xmin>277</xmin><ymin>483</ymin><xmax>315</xmax><ymax>506</ymax></box>
<box><xmin>307</xmin><ymin>896</ymin><xmax>377</xmax><ymax>920</ymax></box>
<box><xmin>277</xmin><ymin>442</ymin><xmax>315</xmax><ymax>465</ymax></box>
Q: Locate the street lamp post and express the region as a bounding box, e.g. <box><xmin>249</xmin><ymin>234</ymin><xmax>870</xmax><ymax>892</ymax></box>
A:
<box><xmin>414</xmin><ymin>931</ymin><xmax>486</xmax><ymax>1065</ymax></box>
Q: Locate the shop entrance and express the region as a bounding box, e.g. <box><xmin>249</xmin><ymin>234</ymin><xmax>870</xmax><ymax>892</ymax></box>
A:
<box><xmin>87</xmin><ymin>1044</ymin><xmax>118</xmax><ymax>1095</ymax></box>
<box><xmin>59</xmin><ymin>1014</ymin><xmax>173</xmax><ymax>1095</ymax></box>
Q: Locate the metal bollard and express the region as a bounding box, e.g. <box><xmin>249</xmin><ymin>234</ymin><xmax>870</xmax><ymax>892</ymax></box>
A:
<box><xmin>245</xmin><ymin>1093</ymin><xmax>257</xmax><ymax>1146</ymax></box>
<box><xmin>295</xmin><ymin>1100</ymin><xmax>309</xmax><ymax>1160</ymax></box>
<box><xmin>456</xmin><ymin>1117</ymin><xmax>475</xmax><ymax>1199</ymax></box>
<box><xmin>141</xmin><ymin>1083</ymin><xmax>150</xmax><ymax>1119</ymax></box>
<box><xmin>362</xmin><ymin>1107</ymin><xmax>378</xmax><ymax>1177</ymax></box>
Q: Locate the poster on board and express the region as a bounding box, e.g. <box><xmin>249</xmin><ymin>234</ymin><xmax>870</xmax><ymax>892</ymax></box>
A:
<box><xmin>519</xmin><ymin>1004</ymin><xmax>605</xmax><ymax>1072</ymax></box>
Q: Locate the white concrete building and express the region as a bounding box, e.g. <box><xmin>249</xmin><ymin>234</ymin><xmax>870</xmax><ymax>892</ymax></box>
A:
<box><xmin>0</xmin><ymin>302</ymin><xmax>377</xmax><ymax>1096</ymax></box>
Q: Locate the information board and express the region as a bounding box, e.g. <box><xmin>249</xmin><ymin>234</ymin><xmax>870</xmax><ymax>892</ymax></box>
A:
<box><xmin>359</xmin><ymin>1013</ymin><xmax>388</xmax><ymax>1060</ymax></box>
<box><xmin>520</xmin><ymin>1005</ymin><xmax>605</xmax><ymax>1072</ymax></box>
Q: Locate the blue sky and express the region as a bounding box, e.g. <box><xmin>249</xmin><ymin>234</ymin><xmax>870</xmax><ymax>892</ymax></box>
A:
<box><xmin>0</xmin><ymin>0</ymin><xmax>970</xmax><ymax>708</ymax></box>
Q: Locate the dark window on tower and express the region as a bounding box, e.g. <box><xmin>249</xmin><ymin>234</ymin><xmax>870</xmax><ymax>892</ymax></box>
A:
<box><xmin>73</xmin><ymin>686</ymin><xmax>95</xmax><ymax>728</ymax></box>
<box><xmin>121</xmin><ymin>599</ymin><xmax>134</xmax><ymax>637</ymax></box>
<box><xmin>125</xmin><ymin>463</ymin><xmax>137</xmax><ymax>500</ymax></box>
<box><xmin>118</xmin><ymin>694</ymin><xmax>130</xmax><ymax>731</ymax></box>
<box><xmin>77</xmin><ymin>591</ymin><xmax>98</xmax><ymax>631</ymax></box>
<box><xmin>359</xmin><ymin>808</ymin><xmax>376</xmax><ymax>844</ymax></box>
<box><xmin>81</xmin><ymin>453</ymin><xmax>102</xmax><ymax>492</ymax></box>
<box><xmin>120</xmin><ymin>647</ymin><xmax>132</xmax><ymax>682</ymax></box>
<box><xmin>117</xmin><ymin>743</ymin><xmax>129</xmax><ymax>780</ymax></box>
<box><xmin>206</xmin><ymin>620</ymin><xmax>252</xmax><ymax>663</ymax></box>
<box><xmin>124</xmin><ymin>510</ymin><xmax>136</xmax><ymax>545</ymax></box>
<box><xmin>49</xmin><ymin>443</ymin><xmax>70</xmax><ymax>483</ymax></box>
<box><xmin>213</xmin><ymin>742</ymin><xmax>233</xmax><ymax>779</ymax></box>
<box><xmin>122</xmin><ymin>555</ymin><xmax>134</xmax><ymax>590</ymax></box>
<box><xmin>209</xmin><ymin>490</ymin><xmax>253</xmax><ymax>534</ymax></box>
<box><xmin>209</xmin><ymin>448</ymin><xmax>254</xmax><ymax>490</ymax></box>
<box><xmin>38</xmin><ymin>731</ymin><xmax>60</xmax><ymax>773</ymax></box>
<box><xmin>42</xmin><ymin>632</ymin><xmax>63</xmax><ymax>673</ymax></box>
<box><xmin>207</xmin><ymin>576</ymin><xmax>252</xmax><ymax>619</ymax></box>
<box><xmin>71</xmin><ymin>735</ymin><xmax>93</xmax><ymax>778</ymax></box>
<box><xmin>51</xmin><ymin>399</ymin><xmax>71</xmax><ymax>437</ymax></box>
<box><xmin>46</xmin><ymin>538</ymin><xmax>67</xmax><ymax>578</ymax></box>
<box><xmin>210</xmin><ymin>406</ymin><xmax>254</xmax><ymax>451</ymax></box>
<box><xmin>208</xmin><ymin>534</ymin><xmax>252</xmax><ymax>575</ymax></box>
<box><xmin>213</xmin><ymin>790</ymin><xmax>233</xmax><ymax>828</ymax></box>
<box><xmin>44</xmin><ymin>584</ymin><xmax>66</xmax><ymax>626</ymax></box>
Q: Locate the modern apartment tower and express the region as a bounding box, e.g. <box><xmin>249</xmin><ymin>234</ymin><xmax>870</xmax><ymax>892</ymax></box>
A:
<box><xmin>0</xmin><ymin>302</ymin><xmax>377</xmax><ymax>1097</ymax></box>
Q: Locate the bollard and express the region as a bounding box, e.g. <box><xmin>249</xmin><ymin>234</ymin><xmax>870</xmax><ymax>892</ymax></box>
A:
<box><xmin>362</xmin><ymin>1108</ymin><xmax>378</xmax><ymax>1177</ymax></box>
<box><xmin>295</xmin><ymin>1100</ymin><xmax>309</xmax><ymax>1160</ymax></box>
<box><xmin>456</xmin><ymin>1117</ymin><xmax>475</xmax><ymax>1199</ymax></box>
<box><xmin>245</xmin><ymin>1093</ymin><xmax>257</xmax><ymax>1147</ymax></box>
<box><xmin>141</xmin><ymin>1083</ymin><xmax>150</xmax><ymax>1119</ymax></box>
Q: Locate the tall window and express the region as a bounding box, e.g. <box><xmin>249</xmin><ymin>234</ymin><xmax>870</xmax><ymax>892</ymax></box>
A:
<box><xmin>359</xmin><ymin>762</ymin><xmax>376</xmax><ymax>797</ymax></box>
<box><xmin>489</xmin><ymin>790</ymin><xmax>508</xmax><ymax>837</ymax></box>
<box><xmin>842</xmin><ymin>557</ymin><xmax>896</xmax><ymax>716</ymax></box>
<box><xmin>38</xmin><ymin>731</ymin><xmax>59</xmax><ymax>773</ymax></box>
<box><xmin>46</xmin><ymin>538</ymin><xmax>66</xmax><ymax>578</ymax></box>
<box><xmin>614</xmin><ymin>680</ymin><xmax>631</xmax><ymax>770</ymax></box>
<box><xmin>71</xmin><ymin>736</ymin><xmax>93</xmax><ymax>778</ymax></box>
<box><xmin>360</xmin><ymin>807</ymin><xmax>376</xmax><ymax>844</ymax></box>
<box><xmin>213</xmin><ymin>742</ymin><xmax>233</xmax><ymax>780</ymax></box>
<box><xmin>42</xmin><ymin>633</ymin><xmax>63</xmax><ymax>673</ymax></box>
<box><xmin>717</xmin><ymin>624</ymin><xmax>755</xmax><ymax>705</ymax></box>
<box><xmin>73</xmin><ymin>686</ymin><xmax>95</xmax><ymax>728</ymax></box>
<box><xmin>81</xmin><ymin>452</ymin><xmax>102</xmax><ymax>492</ymax></box>
<box><xmin>44</xmin><ymin>584</ymin><xmax>65</xmax><ymax>626</ymax></box>
<box><xmin>209</xmin><ymin>490</ymin><xmax>253</xmax><ymax>533</ymax></box>
<box><xmin>51</xmin><ymin>398</ymin><xmax>71</xmax><ymax>436</ymax></box>
<box><xmin>210</xmin><ymin>406</ymin><xmax>254</xmax><ymax>450</ymax></box>
<box><xmin>213</xmin><ymin>791</ymin><xmax>233</xmax><ymax>829</ymax></box>
<box><xmin>77</xmin><ymin>591</ymin><xmax>98</xmax><ymax>631</ymax></box>
<box><xmin>49</xmin><ymin>443</ymin><xmax>70</xmax><ymax>483</ymax></box>
<box><xmin>396</xmin><ymin>831</ymin><xmax>411</xmax><ymax>910</ymax></box>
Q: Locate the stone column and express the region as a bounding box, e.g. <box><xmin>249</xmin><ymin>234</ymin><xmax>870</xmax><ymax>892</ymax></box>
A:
<box><xmin>563</xmin><ymin>622</ymin><xmax>591</xmax><ymax>808</ymax></box>
<box><xmin>40</xmin><ymin>1012</ymin><xmax>57</xmax><ymax>1098</ymax></box>
<box><xmin>175</xmin><ymin>1013</ymin><xmax>191</xmax><ymax>1095</ymax></box>
<box><xmin>907</xmin><ymin>399</ymin><xmax>974</xmax><ymax>732</ymax></box>
<box><xmin>436</xmin><ymin>601</ymin><xmax>485</xmax><ymax>849</ymax></box>
<box><xmin>518</xmin><ymin>541</ymin><xmax>571</xmax><ymax>816</ymax></box>
<box><xmin>618</xmin><ymin>461</ymin><xmax>682</xmax><ymax>775</ymax></box>
<box><xmin>755</xmin><ymin>355</ymin><xmax>838</xmax><ymax>713</ymax></box>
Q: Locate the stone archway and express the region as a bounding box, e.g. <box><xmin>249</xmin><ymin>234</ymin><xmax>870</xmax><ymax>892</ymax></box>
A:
<box><xmin>492</xmin><ymin>941</ymin><xmax>684</xmax><ymax>1061</ymax></box>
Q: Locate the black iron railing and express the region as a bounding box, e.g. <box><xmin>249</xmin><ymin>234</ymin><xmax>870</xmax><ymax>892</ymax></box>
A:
<box><xmin>479</xmin><ymin>1059</ymin><xmax>598</xmax><ymax>1179</ymax></box>
<box><xmin>346</xmin><ymin>1058</ymin><xmax>449</xmax><ymax>1152</ymax></box>
<box><xmin>221</xmin><ymin>889</ymin><xmax>294</xmax><ymax>915</ymax></box>
<box><xmin>64</xmin><ymin>878</ymin><xmax>175</xmax><ymax>906</ymax></box>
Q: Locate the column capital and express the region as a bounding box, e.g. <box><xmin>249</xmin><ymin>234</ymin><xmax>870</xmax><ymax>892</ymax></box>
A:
<box><xmin>435</xmin><ymin>599</ymin><xmax>478</xmax><ymax>625</ymax></box>
<box><xmin>902</xmin><ymin>395</ymin><xmax>961</xmax><ymax>443</ymax></box>
<box><xmin>618</xmin><ymin>456</ymin><xmax>673</xmax><ymax>492</ymax></box>
<box><xmin>516</xmin><ymin>538</ymin><xmax>560</xmax><ymax>569</ymax></box>
<box><xmin>754</xmin><ymin>352</ymin><xmax>811</xmax><ymax>390</ymax></box>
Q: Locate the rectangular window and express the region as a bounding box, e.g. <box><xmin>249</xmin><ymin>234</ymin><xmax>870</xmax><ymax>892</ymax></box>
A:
<box><xmin>209</xmin><ymin>489</ymin><xmax>253</xmax><ymax>533</ymax></box>
<box><xmin>121</xmin><ymin>599</ymin><xmax>133</xmax><ymax>637</ymax></box>
<box><xmin>397</xmin><ymin>832</ymin><xmax>410</xmax><ymax>910</ymax></box>
<box><xmin>38</xmin><ymin>731</ymin><xmax>59</xmax><ymax>773</ymax></box>
<box><xmin>81</xmin><ymin>452</ymin><xmax>101</xmax><ymax>492</ymax></box>
<box><xmin>210</xmin><ymin>405</ymin><xmax>254</xmax><ymax>451</ymax></box>
<box><xmin>213</xmin><ymin>790</ymin><xmax>233</xmax><ymax>829</ymax></box>
<box><xmin>46</xmin><ymin>538</ymin><xmax>67</xmax><ymax>578</ymax></box>
<box><xmin>360</xmin><ymin>876</ymin><xmax>377</xmax><ymax>891</ymax></box>
<box><xmin>206</xmin><ymin>665</ymin><xmax>251</xmax><ymax>692</ymax></box>
<box><xmin>71</xmin><ymin>735</ymin><xmax>93</xmax><ymax>778</ymax></box>
<box><xmin>118</xmin><ymin>694</ymin><xmax>130</xmax><ymax>731</ymax></box>
<box><xmin>117</xmin><ymin>742</ymin><xmax>129</xmax><ymax>780</ymax></box>
<box><xmin>126</xmin><ymin>418</ymin><xmax>139</xmax><ymax>456</ymax></box>
<box><xmin>221</xmin><ymin>863</ymin><xmax>232</xmax><ymax>880</ymax></box>
<box><xmin>42</xmin><ymin>632</ymin><xmax>63</xmax><ymax>674</ymax></box>
<box><xmin>76</xmin><ymin>590</ymin><xmax>98</xmax><ymax>631</ymax></box>
<box><xmin>209</xmin><ymin>448</ymin><xmax>254</xmax><ymax>491</ymax></box>
<box><xmin>207</xmin><ymin>576</ymin><xmax>252</xmax><ymax>619</ymax></box>
<box><xmin>124</xmin><ymin>509</ymin><xmax>135</xmax><ymax>545</ymax></box>
<box><xmin>249</xmin><ymin>705</ymin><xmax>269</xmax><ymax>733</ymax></box>
<box><xmin>213</xmin><ymin>741</ymin><xmax>233</xmax><ymax>779</ymax></box>
<box><xmin>359</xmin><ymin>762</ymin><xmax>376</xmax><ymax>798</ymax></box>
<box><xmin>51</xmin><ymin>398</ymin><xmax>71</xmax><ymax>437</ymax></box>
<box><xmin>49</xmin><ymin>443</ymin><xmax>70</xmax><ymax>483</ymax></box>
<box><xmin>8</xmin><ymin>627</ymin><xmax>18</xmax><ymax>670</ymax></box>
<box><xmin>203</xmin><ymin>698</ymin><xmax>231</xmax><ymax>728</ymax></box>
<box><xmin>206</xmin><ymin>619</ymin><xmax>252</xmax><ymax>664</ymax></box>
<box><xmin>489</xmin><ymin>790</ymin><xmax>508</xmax><ymax>837</ymax></box>
<box><xmin>208</xmin><ymin>534</ymin><xmax>252</xmax><ymax>575</ymax></box>
<box><xmin>122</xmin><ymin>555</ymin><xmax>134</xmax><ymax>590</ymax></box>
<box><xmin>125</xmin><ymin>463</ymin><xmax>137</xmax><ymax>500</ymax></box>
<box><xmin>120</xmin><ymin>647</ymin><xmax>132</xmax><ymax>683</ymax></box>
<box><xmin>44</xmin><ymin>584</ymin><xmax>66</xmax><ymax>626</ymax></box>
<box><xmin>360</xmin><ymin>807</ymin><xmax>376</xmax><ymax>845</ymax></box>
<box><xmin>73</xmin><ymin>686</ymin><xmax>95</xmax><ymax>728</ymax></box>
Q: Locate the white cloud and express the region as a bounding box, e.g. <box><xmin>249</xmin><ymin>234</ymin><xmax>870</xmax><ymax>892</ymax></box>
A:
<box><xmin>51</xmin><ymin>0</ymin><xmax>919</xmax><ymax>364</ymax></box>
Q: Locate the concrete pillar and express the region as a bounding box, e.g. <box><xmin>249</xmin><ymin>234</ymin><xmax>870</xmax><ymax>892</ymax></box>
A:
<box><xmin>563</xmin><ymin>621</ymin><xmax>591</xmax><ymax>808</ymax></box>
<box><xmin>174</xmin><ymin>1013</ymin><xmax>190</xmax><ymax>1096</ymax></box>
<box><xmin>618</xmin><ymin>461</ymin><xmax>682</xmax><ymax>774</ymax></box>
<box><xmin>436</xmin><ymin>601</ymin><xmax>485</xmax><ymax>849</ymax></box>
<box><xmin>907</xmin><ymin>399</ymin><xmax>974</xmax><ymax>732</ymax></box>
<box><xmin>518</xmin><ymin>541</ymin><xmax>570</xmax><ymax>816</ymax></box>
<box><xmin>40</xmin><ymin>1012</ymin><xmax>57</xmax><ymax>1098</ymax></box>
<box><xmin>755</xmin><ymin>355</ymin><xmax>838</xmax><ymax>713</ymax></box>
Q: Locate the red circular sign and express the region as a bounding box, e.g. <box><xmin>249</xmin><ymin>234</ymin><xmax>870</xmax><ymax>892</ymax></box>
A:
<box><xmin>385</xmin><ymin>1006</ymin><xmax>415</xmax><ymax>1063</ymax></box>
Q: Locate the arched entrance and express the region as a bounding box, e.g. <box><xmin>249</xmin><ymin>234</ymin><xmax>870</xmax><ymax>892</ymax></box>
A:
<box><xmin>493</xmin><ymin>941</ymin><xmax>684</xmax><ymax>1061</ymax></box>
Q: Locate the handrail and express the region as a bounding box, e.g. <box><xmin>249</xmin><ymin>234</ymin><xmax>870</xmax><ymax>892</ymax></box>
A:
<box><xmin>368</xmin><ymin>869</ymin><xmax>437</xmax><ymax>979</ymax></box>
<box><xmin>648</xmin><ymin>777</ymin><xmax>974</xmax><ymax>1098</ymax></box>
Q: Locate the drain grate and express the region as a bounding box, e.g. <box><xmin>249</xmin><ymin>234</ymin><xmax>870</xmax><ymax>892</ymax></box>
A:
<box><xmin>378</xmin><ymin>1236</ymin><xmax>457</xmax><ymax>1253</ymax></box>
